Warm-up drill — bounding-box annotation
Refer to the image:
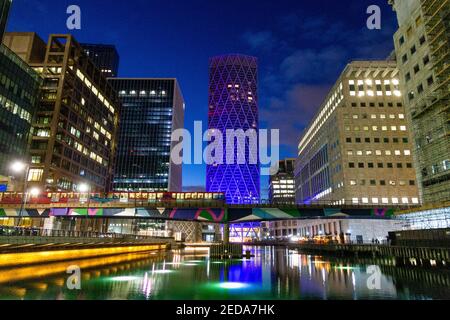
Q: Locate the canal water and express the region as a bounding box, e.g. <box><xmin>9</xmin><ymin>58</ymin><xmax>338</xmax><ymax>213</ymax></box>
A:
<box><xmin>1</xmin><ymin>246</ymin><xmax>449</xmax><ymax>300</ymax></box>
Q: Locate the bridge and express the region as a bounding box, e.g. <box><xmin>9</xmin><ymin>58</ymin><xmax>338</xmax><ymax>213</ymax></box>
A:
<box><xmin>0</xmin><ymin>191</ymin><xmax>417</xmax><ymax>223</ymax></box>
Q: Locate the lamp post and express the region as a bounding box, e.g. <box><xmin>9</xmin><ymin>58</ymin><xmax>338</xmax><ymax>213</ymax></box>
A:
<box><xmin>79</xmin><ymin>182</ymin><xmax>91</xmax><ymax>209</ymax></box>
<box><xmin>10</xmin><ymin>161</ymin><xmax>31</xmax><ymax>226</ymax></box>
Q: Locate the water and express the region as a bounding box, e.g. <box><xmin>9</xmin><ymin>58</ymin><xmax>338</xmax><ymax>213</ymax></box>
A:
<box><xmin>1</xmin><ymin>246</ymin><xmax>449</xmax><ymax>300</ymax></box>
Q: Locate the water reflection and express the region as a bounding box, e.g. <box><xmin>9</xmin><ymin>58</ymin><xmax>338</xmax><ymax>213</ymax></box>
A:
<box><xmin>0</xmin><ymin>246</ymin><xmax>449</xmax><ymax>300</ymax></box>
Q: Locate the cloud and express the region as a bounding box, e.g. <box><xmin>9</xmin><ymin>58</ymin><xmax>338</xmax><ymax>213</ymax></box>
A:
<box><xmin>241</xmin><ymin>31</ymin><xmax>277</xmax><ymax>51</ymax></box>
<box><xmin>281</xmin><ymin>46</ymin><xmax>348</xmax><ymax>83</ymax></box>
<box><xmin>261</xmin><ymin>84</ymin><xmax>331</xmax><ymax>151</ymax></box>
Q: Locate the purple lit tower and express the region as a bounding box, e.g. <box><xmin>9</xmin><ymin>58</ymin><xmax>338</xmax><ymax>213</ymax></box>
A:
<box><xmin>206</xmin><ymin>54</ymin><xmax>260</xmax><ymax>204</ymax></box>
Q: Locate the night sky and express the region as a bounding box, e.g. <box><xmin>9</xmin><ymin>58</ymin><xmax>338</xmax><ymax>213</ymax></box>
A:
<box><xmin>7</xmin><ymin>0</ymin><xmax>399</xmax><ymax>198</ymax></box>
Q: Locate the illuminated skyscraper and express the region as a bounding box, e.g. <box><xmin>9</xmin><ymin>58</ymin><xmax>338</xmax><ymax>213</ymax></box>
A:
<box><xmin>206</xmin><ymin>54</ymin><xmax>260</xmax><ymax>204</ymax></box>
<box><xmin>110</xmin><ymin>78</ymin><xmax>184</xmax><ymax>192</ymax></box>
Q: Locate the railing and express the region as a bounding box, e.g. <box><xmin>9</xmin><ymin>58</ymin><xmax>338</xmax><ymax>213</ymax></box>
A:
<box><xmin>0</xmin><ymin>225</ymin><xmax>172</xmax><ymax>241</ymax></box>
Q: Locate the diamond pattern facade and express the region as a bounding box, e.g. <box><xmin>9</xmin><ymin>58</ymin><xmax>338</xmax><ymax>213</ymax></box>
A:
<box><xmin>206</xmin><ymin>54</ymin><xmax>260</xmax><ymax>204</ymax></box>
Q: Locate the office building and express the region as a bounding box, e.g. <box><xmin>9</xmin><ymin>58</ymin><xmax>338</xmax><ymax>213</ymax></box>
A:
<box><xmin>81</xmin><ymin>43</ymin><xmax>119</xmax><ymax>78</ymax></box>
<box><xmin>269</xmin><ymin>158</ymin><xmax>296</xmax><ymax>205</ymax></box>
<box><xmin>4</xmin><ymin>33</ymin><xmax>121</xmax><ymax>192</ymax></box>
<box><xmin>389</xmin><ymin>0</ymin><xmax>450</xmax><ymax>203</ymax></box>
<box><xmin>295</xmin><ymin>60</ymin><xmax>420</xmax><ymax>206</ymax></box>
<box><xmin>206</xmin><ymin>54</ymin><xmax>260</xmax><ymax>204</ymax></box>
<box><xmin>109</xmin><ymin>78</ymin><xmax>184</xmax><ymax>192</ymax></box>
<box><xmin>0</xmin><ymin>5</ymin><xmax>41</xmax><ymax>187</ymax></box>
<box><xmin>0</xmin><ymin>0</ymin><xmax>11</xmax><ymax>39</ymax></box>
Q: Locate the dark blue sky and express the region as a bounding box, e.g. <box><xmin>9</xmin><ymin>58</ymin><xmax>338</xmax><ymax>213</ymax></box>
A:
<box><xmin>7</xmin><ymin>0</ymin><xmax>398</xmax><ymax>198</ymax></box>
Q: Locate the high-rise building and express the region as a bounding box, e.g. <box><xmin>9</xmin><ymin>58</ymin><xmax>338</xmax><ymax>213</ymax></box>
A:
<box><xmin>81</xmin><ymin>43</ymin><xmax>119</xmax><ymax>78</ymax></box>
<box><xmin>269</xmin><ymin>158</ymin><xmax>296</xmax><ymax>205</ymax></box>
<box><xmin>109</xmin><ymin>78</ymin><xmax>184</xmax><ymax>192</ymax></box>
<box><xmin>389</xmin><ymin>0</ymin><xmax>450</xmax><ymax>203</ymax></box>
<box><xmin>0</xmin><ymin>5</ymin><xmax>41</xmax><ymax>189</ymax></box>
<box><xmin>206</xmin><ymin>54</ymin><xmax>260</xmax><ymax>204</ymax></box>
<box><xmin>0</xmin><ymin>0</ymin><xmax>12</xmax><ymax>39</ymax></box>
<box><xmin>4</xmin><ymin>33</ymin><xmax>121</xmax><ymax>192</ymax></box>
<box><xmin>295</xmin><ymin>60</ymin><xmax>420</xmax><ymax>206</ymax></box>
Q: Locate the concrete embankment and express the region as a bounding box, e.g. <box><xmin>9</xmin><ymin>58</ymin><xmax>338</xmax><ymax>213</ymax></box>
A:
<box><xmin>0</xmin><ymin>236</ymin><xmax>174</xmax><ymax>268</ymax></box>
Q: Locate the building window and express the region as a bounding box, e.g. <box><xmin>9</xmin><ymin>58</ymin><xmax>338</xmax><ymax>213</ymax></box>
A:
<box><xmin>410</xmin><ymin>45</ymin><xmax>416</xmax><ymax>55</ymax></box>
<box><xmin>427</xmin><ymin>76</ymin><xmax>434</xmax><ymax>86</ymax></box>
<box><xmin>413</xmin><ymin>64</ymin><xmax>420</xmax><ymax>74</ymax></box>
<box><xmin>378</xmin><ymin>163</ymin><xmax>384</xmax><ymax>168</ymax></box>
<box><xmin>417</xmin><ymin>84</ymin><xmax>424</xmax><ymax>94</ymax></box>
<box><xmin>423</xmin><ymin>55</ymin><xmax>430</xmax><ymax>65</ymax></box>
<box><xmin>402</xmin><ymin>54</ymin><xmax>408</xmax><ymax>64</ymax></box>
<box><xmin>28</xmin><ymin>169</ymin><xmax>44</xmax><ymax>182</ymax></box>
<box><xmin>419</xmin><ymin>35</ymin><xmax>426</xmax><ymax>45</ymax></box>
<box><xmin>409</xmin><ymin>180</ymin><xmax>415</xmax><ymax>186</ymax></box>
<box><xmin>380</xmin><ymin>180</ymin><xmax>386</xmax><ymax>186</ymax></box>
<box><xmin>349</xmin><ymin>162</ymin><xmax>355</xmax><ymax>168</ymax></box>
<box><xmin>405</xmin><ymin>72</ymin><xmax>411</xmax><ymax>82</ymax></box>
<box><xmin>399</xmin><ymin>36</ymin><xmax>405</xmax><ymax>46</ymax></box>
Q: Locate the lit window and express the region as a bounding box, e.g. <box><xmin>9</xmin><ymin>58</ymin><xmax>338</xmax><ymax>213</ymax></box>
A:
<box><xmin>28</xmin><ymin>169</ymin><xmax>43</xmax><ymax>182</ymax></box>
<box><xmin>400</xmin><ymin>126</ymin><xmax>407</xmax><ymax>131</ymax></box>
<box><xmin>372</xmin><ymin>198</ymin><xmax>379</xmax><ymax>204</ymax></box>
<box><xmin>392</xmin><ymin>197</ymin><xmax>399</xmax><ymax>204</ymax></box>
<box><xmin>394</xmin><ymin>90</ymin><xmax>401</xmax><ymax>97</ymax></box>
<box><xmin>404</xmin><ymin>150</ymin><xmax>411</xmax><ymax>156</ymax></box>
<box><xmin>402</xmin><ymin>197</ymin><xmax>409</xmax><ymax>204</ymax></box>
<box><xmin>367</xmin><ymin>90</ymin><xmax>374</xmax><ymax>96</ymax></box>
<box><xmin>398</xmin><ymin>114</ymin><xmax>405</xmax><ymax>119</ymax></box>
<box><xmin>382</xmin><ymin>198</ymin><xmax>389</xmax><ymax>204</ymax></box>
<box><xmin>395</xmin><ymin>150</ymin><xmax>401</xmax><ymax>156</ymax></box>
<box><xmin>362</xmin><ymin>197</ymin><xmax>369</xmax><ymax>204</ymax></box>
<box><xmin>352</xmin><ymin>198</ymin><xmax>359</xmax><ymax>204</ymax></box>
<box><xmin>412</xmin><ymin>198</ymin><xmax>419</xmax><ymax>204</ymax></box>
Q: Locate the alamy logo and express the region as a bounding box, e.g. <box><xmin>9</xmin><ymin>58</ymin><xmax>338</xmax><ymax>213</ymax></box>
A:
<box><xmin>366</xmin><ymin>265</ymin><xmax>382</xmax><ymax>290</ymax></box>
<box><xmin>66</xmin><ymin>265</ymin><xmax>81</xmax><ymax>290</ymax></box>
<box><xmin>66</xmin><ymin>5</ymin><xmax>81</xmax><ymax>30</ymax></box>
<box><xmin>171</xmin><ymin>121</ymin><xmax>280</xmax><ymax>176</ymax></box>
<box><xmin>366</xmin><ymin>5</ymin><xmax>381</xmax><ymax>30</ymax></box>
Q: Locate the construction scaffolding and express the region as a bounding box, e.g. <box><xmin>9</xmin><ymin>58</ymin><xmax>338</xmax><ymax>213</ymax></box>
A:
<box><xmin>415</xmin><ymin>0</ymin><xmax>450</xmax><ymax>202</ymax></box>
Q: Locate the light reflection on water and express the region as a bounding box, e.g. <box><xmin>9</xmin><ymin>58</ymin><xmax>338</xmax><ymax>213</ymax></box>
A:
<box><xmin>1</xmin><ymin>246</ymin><xmax>449</xmax><ymax>300</ymax></box>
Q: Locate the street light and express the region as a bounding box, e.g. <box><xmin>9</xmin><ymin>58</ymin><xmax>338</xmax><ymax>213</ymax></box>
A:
<box><xmin>11</xmin><ymin>161</ymin><xmax>27</xmax><ymax>173</ymax></box>
<box><xmin>29</xmin><ymin>187</ymin><xmax>40</xmax><ymax>197</ymax></box>
<box><xmin>79</xmin><ymin>183</ymin><xmax>90</xmax><ymax>193</ymax></box>
<box><xmin>10</xmin><ymin>160</ymin><xmax>30</xmax><ymax>227</ymax></box>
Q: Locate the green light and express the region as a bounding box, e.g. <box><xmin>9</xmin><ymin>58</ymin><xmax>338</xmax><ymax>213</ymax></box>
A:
<box><xmin>152</xmin><ymin>270</ymin><xmax>174</xmax><ymax>274</ymax></box>
<box><xmin>217</xmin><ymin>282</ymin><xmax>249</xmax><ymax>289</ymax></box>
<box><xmin>110</xmin><ymin>276</ymin><xmax>140</xmax><ymax>282</ymax></box>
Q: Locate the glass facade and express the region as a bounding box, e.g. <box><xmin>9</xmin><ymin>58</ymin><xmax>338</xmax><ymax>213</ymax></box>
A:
<box><xmin>206</xmin><ymin>54</ymin><xmax>260</xmax><ymax>204</ymax></box>
<box><xmin>0</xmin><ymin>44</ymin><xmax>40</xmax><ymax>175</ymax></box>
<box><xmin>110</xmin><ymin>79</ymin><xmax>184</xmax><ymax>192</ymax></box>
<box><xmin>82</xmin><ymin>44</ymin><xmax>120</xmax><ymax>78</ymax></box>
<box><xmin>0</xmin><ymin>0</ymin><xmax>11</xmax><ymax>40</ymax></box>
